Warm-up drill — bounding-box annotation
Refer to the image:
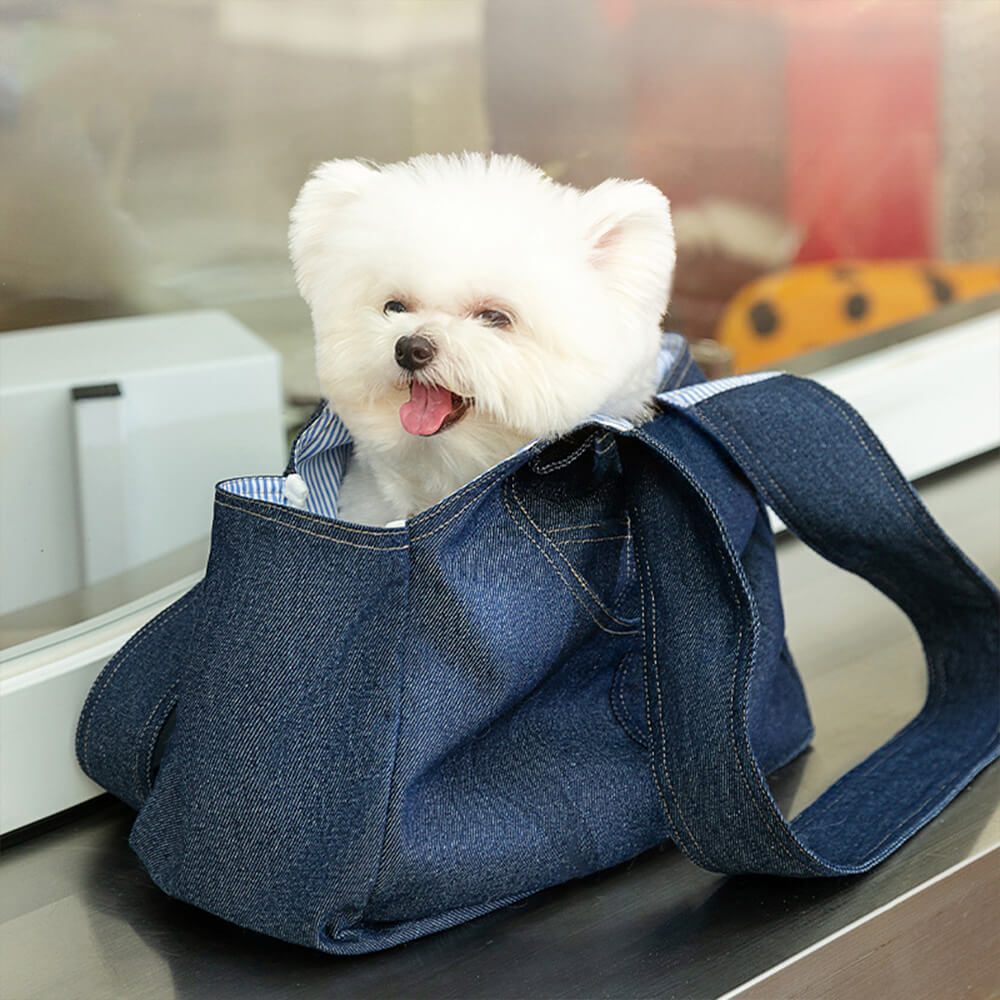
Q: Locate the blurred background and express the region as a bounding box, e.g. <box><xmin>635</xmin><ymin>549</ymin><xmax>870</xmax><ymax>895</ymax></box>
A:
<box><xmin>2</xmin><ymin>0</ymin><xmax>998</xmax><ymax>386</ymax></box>
<box><xmin>1</xmin><ymin>0</ymin><xmax>999</xmax><ymax>639</ymax></box>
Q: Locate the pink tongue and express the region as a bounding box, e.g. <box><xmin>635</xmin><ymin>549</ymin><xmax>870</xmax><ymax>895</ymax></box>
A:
<box><xmin>400</xmin><ymin>383</ymin><xmax>455</xmax><ymax>436</ymax></box>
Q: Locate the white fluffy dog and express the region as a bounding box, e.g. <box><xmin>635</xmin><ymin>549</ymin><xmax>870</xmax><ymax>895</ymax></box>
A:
<box><xmin>289</xmin><ymin>153</ymin><xmax>675</xmax><ymax>525</ymax></box>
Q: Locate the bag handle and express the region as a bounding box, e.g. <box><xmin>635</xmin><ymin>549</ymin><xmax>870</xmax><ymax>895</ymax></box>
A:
<box><xmin>631</xmin><ymin>374</ymin><xmax>999</xmax><ymax>876</ymax></box>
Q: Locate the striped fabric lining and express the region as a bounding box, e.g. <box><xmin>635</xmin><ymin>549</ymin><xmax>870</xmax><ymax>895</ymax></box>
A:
<box><xmin>656</xmin><ymin>371</ymin><xmax>780</xmax><ymax>409</ymax></box>
<box><xmin>218</xmin><ymin>473</ymin><xmax>287</xmax><ymax>506</ymax></box>
<box><xmin>219</xmin><ymin>340</ymin><xmax>779</xmax><ymax>521</ymax></box>
<box><xmin>290</xmin><ymin>408</ymin><xmax>353</xmax><ymax>519</ymax></box>
<box><xmin>655</xmin><ymin>336</ymin><xmax>683</xmax><ymax>389</ymax></box>
<box><xmin>218</xmin><ymin>408</ymin><xmax>353</xmax><ymax>516</ymax></box>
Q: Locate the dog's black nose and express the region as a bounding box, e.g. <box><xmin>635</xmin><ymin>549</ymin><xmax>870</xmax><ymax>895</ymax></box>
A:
<box><xmin>394</xmin><ymin>334</ymin><xmax>436</xmax><ymax>371</ymax></box>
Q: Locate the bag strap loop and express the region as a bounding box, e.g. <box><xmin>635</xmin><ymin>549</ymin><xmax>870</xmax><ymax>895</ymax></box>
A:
<box><xmin>634</xmin><ymin>374</ymin><xmax>999</xmax><ymax>876</ymax></box>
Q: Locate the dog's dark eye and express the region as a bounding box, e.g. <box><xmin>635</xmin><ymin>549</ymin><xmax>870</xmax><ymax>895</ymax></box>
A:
<box><xmin>476</xmin><ymin>309</ymin><xmax>511</xmax><ymax>328</ymax></box>
<box><xmin>383</xmin><ymin>300</ymin><xmax>408</xmax><ymax>315</ymax></box>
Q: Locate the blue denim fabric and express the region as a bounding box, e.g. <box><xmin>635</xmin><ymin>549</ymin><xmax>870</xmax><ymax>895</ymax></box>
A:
<box><xmin>77</xmin><ymin>337</ymin><xmax>999</xmax><ymax>953</ymax></box>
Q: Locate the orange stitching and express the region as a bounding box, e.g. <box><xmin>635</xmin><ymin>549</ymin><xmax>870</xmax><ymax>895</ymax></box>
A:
<box><xmin>500</xmin><ymin>489</ymin><xmax>636</xmax><ymax>637</ymax></box>
<box><xmin>507</xmin><ymin>479</ymin><xmax>635</xmax><ymax>628</ymax></box>
<box><xmin>215</xmin><ymin>500</ymin><xmax>410</xmax><ymax>550</ymax></box>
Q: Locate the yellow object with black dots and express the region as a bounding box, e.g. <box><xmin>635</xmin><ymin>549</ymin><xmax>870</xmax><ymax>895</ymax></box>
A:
<box><xmin>716</xmin><ymin>260</ymin><xmax>1000</xmax><ymax>372</ymax></box>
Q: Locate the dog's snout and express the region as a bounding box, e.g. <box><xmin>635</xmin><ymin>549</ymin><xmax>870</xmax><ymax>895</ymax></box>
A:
<box><xmin>395</xmin><ymin>334</ymin><xmax>436</xmax><ymax>371</ymax></box>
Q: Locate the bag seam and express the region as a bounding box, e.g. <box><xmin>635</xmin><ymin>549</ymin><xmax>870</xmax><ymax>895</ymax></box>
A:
<box><xmin>136</xmin><ymin>683</ymin><xmax>180</xmax><ymax>797</ymax></box>
<box><xmin>504</xmin><ymin>477</ymin><xmax>638</xmax><ymax>632</ymax></box>
<box><xmin>215</xmin><ymin>500</ymin><xmax>411</xmax><ymax>549</ymax></box>
<box><xmin>634</xmin><ymin>533</ymin><xmax>712</xmax><ymax>868</ymax></box>
<box><xmin>78</xmin><ymin>591</ymin><xmax>198</xmax><ymax>782</ymax></box>
<box><xmin>610</xmin><ymin>653</ymin><xmax>649</xmax><ymax>748</ymax></box>
<box><xmin>500</xmin><ymin>486</ymin><xmax>637</xmax><ymax>637</ymax></box>
<box><xmin>547</xmin><ymin>521</ymin><xmax>621</xmax><ymax>533</ymax></box>
<box><xmin>529</xmin><ymin>431</ymin><xmax>600</xmax><ymax>474</ymax></box>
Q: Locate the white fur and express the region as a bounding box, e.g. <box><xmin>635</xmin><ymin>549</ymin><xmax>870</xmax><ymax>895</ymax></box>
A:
<box><xmin>289</xmin><ymin>152</ymin><xmax>675</xmax><ymax>524</ymax></box>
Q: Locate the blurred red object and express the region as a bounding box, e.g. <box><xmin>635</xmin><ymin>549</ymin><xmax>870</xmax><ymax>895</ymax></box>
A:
<box><xmin>786</xmin><ymin>2</ymin><xmax>938</xmax><ymax>261</ymax></box>
<box><xmin>612</xmin><ymin>0</ymin><xmax>941</xmax><ymax>344</ymax></box>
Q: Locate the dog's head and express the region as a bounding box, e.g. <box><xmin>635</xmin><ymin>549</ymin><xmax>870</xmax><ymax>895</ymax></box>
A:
<box><xmin>289</xmin><ymin>153</ymin><xmax>675</xmax><ymax>448</ymax></box>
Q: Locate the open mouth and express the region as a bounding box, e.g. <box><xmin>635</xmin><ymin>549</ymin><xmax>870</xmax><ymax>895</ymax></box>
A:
<box><xmin>399</xmin><ymin>382</ymin><xmax>473</xmax><ymax>436</ymax></box>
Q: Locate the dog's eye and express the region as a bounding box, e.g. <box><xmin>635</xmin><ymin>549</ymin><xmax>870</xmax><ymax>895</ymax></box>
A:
<box><xmin>383</xmin><ymin>300</ymin><xmax>409</xmax><ymax>315</ymax></box>
<box><xmin>476</xmin><ymin>309</ymin><xmax>511</xmax><ymax>328</ymax></box>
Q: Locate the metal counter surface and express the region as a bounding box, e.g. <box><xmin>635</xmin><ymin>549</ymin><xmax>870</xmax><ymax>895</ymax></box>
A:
<box><xmin>2</xmin><ymin>456</ymin><xmax>998</xmax><ymax>1000</ymax></box>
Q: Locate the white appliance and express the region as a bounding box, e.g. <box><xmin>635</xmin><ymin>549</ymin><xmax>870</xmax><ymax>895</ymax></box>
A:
<box><xmin>0</xmin><ymin>310</ymin><xmax>285</xmax><ymax>614</ymax></box>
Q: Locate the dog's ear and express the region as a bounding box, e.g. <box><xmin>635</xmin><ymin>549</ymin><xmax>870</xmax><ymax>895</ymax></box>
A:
<box><xmin>583</xmin><ymin>179</ymin><xmax>676</xmax><ymax>322</ymax></box>
<box><xmin>289</xmin><ymin>159</ymin><xmax>378</xmax><ymax>304</ymax></box>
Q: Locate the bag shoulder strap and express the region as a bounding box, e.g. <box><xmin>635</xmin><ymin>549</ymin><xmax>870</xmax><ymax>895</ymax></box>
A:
<box><xmin>634</xmin><ymin>373</ymin><xmax>999</xmax><ymax>876</ymax></box>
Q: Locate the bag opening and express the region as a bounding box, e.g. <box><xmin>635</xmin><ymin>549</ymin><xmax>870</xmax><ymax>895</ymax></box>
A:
<box><xmin>217</xmin><ymin>334</ymin><xmax>745</xmax><ymax>522</ymax></box>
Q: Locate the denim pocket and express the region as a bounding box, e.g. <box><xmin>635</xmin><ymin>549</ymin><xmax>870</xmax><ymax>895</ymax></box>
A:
<box><xmin>502</xmin><ymin>476</ymin><xmax>639</xmax><ymax>635</ymax></box>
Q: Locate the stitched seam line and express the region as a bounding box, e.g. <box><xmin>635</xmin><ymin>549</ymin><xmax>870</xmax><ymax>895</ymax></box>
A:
<box><xmin>698</xmin><ymin>413</ymin><xmax>796</xmax><ymax>519</ymax></box>
<box><xmin>793</xmin><ymin>604</ymin><xmax>946</xmax><ymax>835</ymax></box>
<box><xmin>221</xmin><ymin>445</ymin><xmax>528</xmax><ymax>536</ymax></box>
<box><xmin>648</xmin><ymin>536</ymin><xmax>793</xmax><ymax>871</ymax></box>
<box><xmin>221</xmin><ymin>470</ymin><xmax>506</xmax><ymax>542</ymax></box>
<box><xmin>710</xmin><ymin>497</ymin><xmax>823</xmax><ymax>872</ymax></box>
<box><xmin>797</xmin><ymin>382</ymin><xmax>964</xmax><ymax>563</ymax></box>
<box><xmin>633</xmin><ymin>430</ymin><xmax>822</xmax><ymax>873</ymax></box>
<box><xmin>530</xmin><ymin>432</ymin><xmax>599</xmax><ymax>474</ymax></box>
<box><xmin>727</xmin><ymin>593</ymin><xmax>818</xmax><ymax>871</ymax></box>
<box><xmin>611</xmin><ymin>655</ymin><xmax>648</xmax><ymax>748</ymax></box>
<box><xmin>637</xmin><ymin>545</ymin><xmax>693</xmax><ymax>856</ymax></box>
<box><xmin>136</xmin><ymin>683</ymin><xmax>180</xmax><ymax>796</ymax></box>
<box><xmin>349</xmin><ymin>571</ymin><xmax>410</xmax><ymax>935</ymax></box>
<box><xmin>415</xmin><ymin>449</ymin><xmax>541</xmax><ymax>519</ymax></box>
<box><xmin>697</xmin><ymin>403</ymin><xmax>955</xmax><ymax>845</ymax></box>
<box><xmin>507</xmin><ymin>478</ymin><xmax>636</xmax><ymax>628</ymax></box>
<box><xmin>548</xmin><ymin>521</ymin><xmax>627</xmax><ymax>534</ymax></box>
<box><xmin>218</xmin><ymin>493</ymin><xmax>401</xmax><ymax>535</ymax></box>
<box><xmin>793</xmin><ymin>684</ymin><xmax>948</xmax><ymax>835</ymax></box>
<box><xmin>624</xmin><ymin>513</ymin><xmax>634</xmax><ymax>585</ymax></box>
<box><xmin>409</xmin><ymin>476</ymin><xmax>511</xmax><ymax>541</ymax></box>
<box><xmin>215</xmin><ymin>500</ymin><xmax>411</xmax><ymax>549</ymax></box>
<box><xmin>500</xmin><ymin>488</ymin><xmax>636</xmax><ymax>636</ymax></box>
<box><xmin>635</xmin><ymin>532</ymin><xmax>712</xmax><ymax>867</ymax></box>
<box><xmin>857</xmin><ymin>746</ymin><xmax>993</xmax><ymax>863</ymax></box>
<box><xmin>80</xmin><ymin>593</ymin><xmax>196</xmax><ymax>777</ymax></box>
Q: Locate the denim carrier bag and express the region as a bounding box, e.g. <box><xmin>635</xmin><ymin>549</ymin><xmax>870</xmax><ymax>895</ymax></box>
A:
<box><xmin>77</xmin><ymin>335</ymin><xmax>999</xmax><ymax>954</ymax></box>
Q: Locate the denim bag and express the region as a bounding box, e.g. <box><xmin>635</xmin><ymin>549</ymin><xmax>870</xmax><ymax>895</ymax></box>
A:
<box><xmin>77</xmin><ymin>335</ymin><xmax>999</xmax><ymax>954</ymax></box>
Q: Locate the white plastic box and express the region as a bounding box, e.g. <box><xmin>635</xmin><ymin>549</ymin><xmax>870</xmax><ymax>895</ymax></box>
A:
<box><xmin>0</xmin><ymin>310</ymin><xmax>286</xmax><ymax>834</ymax></box>
<box><xmin>0</xmin><ymin>310</ymin><xmax>286</xmax><ymax>615</ymax></box>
